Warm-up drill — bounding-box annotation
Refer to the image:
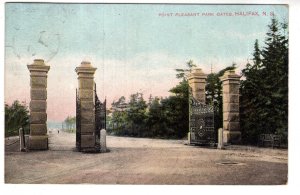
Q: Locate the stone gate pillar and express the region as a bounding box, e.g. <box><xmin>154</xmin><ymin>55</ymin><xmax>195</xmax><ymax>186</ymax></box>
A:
<box><xmin>188</xmin><ymin>68</ymin><xmax>207</xmax><ymax>103</ymax></box>
<box><xmin>27</xmin><ymin>59</ymin><xmax>50</xmax><ymax>150</ymax></box>
<box><xmin>187</xmin><ymin>68</ymin><xmax>207</xmax><ymax>144</ymax></box>
<box><xmin>220</xmin><ymin>70</ymin><xmax>241</xmax><ymax>144</ymax></box>
<box><xmin>75</xmin><ymin>61</ymin><xmax>97</xmax><ymax>150</ymax></box>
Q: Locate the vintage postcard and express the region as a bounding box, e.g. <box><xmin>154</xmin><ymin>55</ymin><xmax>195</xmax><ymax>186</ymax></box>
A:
<box><xmin>4</xmin><ymin>2</ymin><xmax>288</xmax><ymax>186</ymax></box>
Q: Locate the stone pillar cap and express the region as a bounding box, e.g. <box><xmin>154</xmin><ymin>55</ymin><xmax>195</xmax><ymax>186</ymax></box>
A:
<box><xmin>224</xmin><ymin>70</ymin><xmax>237</xmax><ymax>76</ymax></box>
<box><xmin>188</xmin><ymin>68</ymin><xmax>207</xmax><ymax>79</ymax></box>
<box><xmin>191</xmin><ymin>68</ymin><xmax>204</xmax><ymax>74</ymax></box>
<box><xmin>75</xmin><ymin>61</ymin><xmax>97</xmax><ymax>75</ymax></box>
<box><xmin>80</xmin><ymin>61</ymin><xmax>93</xmax><ymax>67</ymax></box>
<box><xmin>220</xmin><ymin>69</ymin><xmax>241</xmax><ymax>81</ymax></box>
<box><xmin>27</xmin><ymin>59</ymin><xmax>50</xmax><ymax>72</ymax></box>
<box><xmin>31</xmin><ymin>59</ymin><xmax>46</xmax><ymax>66</ymax></box>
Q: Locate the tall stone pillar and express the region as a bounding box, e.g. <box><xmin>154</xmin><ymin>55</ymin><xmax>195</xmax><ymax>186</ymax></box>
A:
<box><xmin>27</xmin><ymin>59</ymin><xmax>50</xmax><ymax>150</ymax></box>
<box><xmin>75</xmin><ymin>61</ymin><xmax>97</xmax><ymax>150</ymax></box>
<box><xmin>187</xmin><ymin>68</ymin><xmax>207</xmax><ymax>144</ymax></box>
<box><xmin>220</xmin><ymin>70</ymin><xmax>241</xmax><ymax>144</ymax></box>
<box><xmin>188</xmin><ymin>68</ymin><xmax>207</xmax><ymax>103</ymax></box>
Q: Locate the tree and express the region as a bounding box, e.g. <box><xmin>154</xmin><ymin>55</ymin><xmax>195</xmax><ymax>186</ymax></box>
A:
<box><xmin>253</xmin><ymin>39</ymin><xmax>262</xmax><ymax>68</ymax></box>
<box><xmin>111</xmin><ymin>96</ymin><xmax>128</xmax><ymax>134</ymax></box>
<box><xmin>175</xmin><ymin>60</ymin><xmax>197</xmax><ymax>80</ymax></box>
<box><xmin>146</xmin><ymin>97</ymin><xmax>165</xmax><ymax>137</ymax></box>
<box><xmin>112</xmin><ymin>96</ymin><xmax>126</xmax><ymax>108</ymax></box>
<box><xmin>169</xmin><ymin>80</ymin><xmax>189</xmax><ymax>99</ymax></box>
<box><xmin>111</xmin><ymin>109</ymin><xmax>127</xmax><ymax>133</ymax></box>
<box><xmin>127</xmin><ymin>93</ymin><xmax>147</xmax><ymax>136</ymax></box>
<box><xmin>240</xmin><ymin>17</ymin><xmax>288</xmax><ymax>144</ymax></box>
<box><xmin>240</xmin><ymin>40</ymin><xmax>265</xmax><ymax>143</ymax></box>
<box><xmin>64</xmin><ymin>116</ymin><xmax>76</xmax><ymax>132</ymax></box>
<box><xmin>163</xmin><ymin>60</ymin><xmax>196</xmax><ymax>138</ymax></box>
<box><xmin>261</xmin><ymin>18</ymin><xmax>288</xmax><ymax>137</ymax></box>
<box><xmin>160</xmin><ymin>95</ymin><xmax>189</xmax><ymax>138</ymax></box>
<box><xmin>5</xmin><ymin>100</ymin><xmax>29</xmax><ymax>137</ymax></box>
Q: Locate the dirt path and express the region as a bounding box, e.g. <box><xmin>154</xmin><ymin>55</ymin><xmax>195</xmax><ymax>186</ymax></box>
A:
<box><xmin>5</xmin><ymin>131</ymin><xmax>288</xmax><ymax>184</ymax></box>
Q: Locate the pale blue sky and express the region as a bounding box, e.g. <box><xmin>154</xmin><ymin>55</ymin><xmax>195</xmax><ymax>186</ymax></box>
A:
<box><xmin>6</xmin><ymin>4</ymin><xmax>288</xmax><ymax>61</ymax></box>
<box><xmin>5</xmin><ymin>3</ymin><xmax>288</xmax><ymax>121</ymax></box>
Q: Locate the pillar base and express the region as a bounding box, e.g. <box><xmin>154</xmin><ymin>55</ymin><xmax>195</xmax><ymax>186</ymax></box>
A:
<box><xmin>187</xmin><ymin>132</ymin><xmax>191</xmax><ymax>144</ymax></box>
<box><xmin>223</xmin><ymin>130</ymin><xmax>241</xmax><ymax>144</ymax></box>
<box><xmin>217</xmin><ymin>128</ymin><xmax>225</xmax><ymax>149</ymax></box>
<box><xmin>29</xmin><ymin>135</ymin><xmax>48</xmax><ymax>150</ymax></box>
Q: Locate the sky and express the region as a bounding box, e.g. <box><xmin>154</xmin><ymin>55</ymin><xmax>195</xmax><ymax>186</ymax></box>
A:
<box><xmin>4</xmin><ymin>3</ymin><xmax>288</xmax><ymax>122</ymax></box>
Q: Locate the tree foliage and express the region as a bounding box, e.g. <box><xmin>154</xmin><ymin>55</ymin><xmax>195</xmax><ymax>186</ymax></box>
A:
<box><xmin>108</xmin><ymin>60</ymin><xmax>234</xmax><ymax>139</ymax></box>
<box><xmin>126</xmin><ymin>93</ymin><xmax>148</xmax><ymax>136</ymax></box>
<box><xmin>108</xmin><ymin>61</ymin><xmax>192</xmax><ymax>138</ymax></box>
<box><xmin>175</xmin><ymin>60</ymin><xmax>197</xmax><ymax>80</ymax></box>
<box><xmin>5</xmin><ymin>100</ymin><xmax>29</xmax><ymax>137</ymax></box>
<box><xmin>64</xmin><ymin>116</ymin><xmax>76</xmax><ymax>132</ymax></box>
<box><xmin>109</xmin><ymin>17</ymin><xmax>289</xmax><ymax>144</ymax></box>
<box><xmin>240</xmin><ymin>17</ymin><xmax>288</xmax><ymax>144</ymax></box>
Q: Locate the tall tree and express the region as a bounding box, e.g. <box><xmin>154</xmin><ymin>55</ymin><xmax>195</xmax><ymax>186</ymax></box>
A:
<box><xmin>164</xmin><ymin>60</ymin><xmax>197</xmax><ymax>138</ymax></box>
<box><xmin>146</xmin><ymin>97</ymin><xmax>165</xmax><ymax>137</ymax></box>
<box><xmin>127</xmin><ymin>93</ymin><xmax>147</xmax><ymax>136</ymax></box>
<box><xmin>240</xmin><ymin>40</ymin><xmax>265</xmax><ymax>142</ymax></box>
<box><xmin>240</xmin><ymin>17</ymin><xmax>288</xmax><ymax>144</ymax></box>
<box><xmin>261</xmin><ymin>17</ymin><xmax>288</xmax><ymax>136</ymax></box>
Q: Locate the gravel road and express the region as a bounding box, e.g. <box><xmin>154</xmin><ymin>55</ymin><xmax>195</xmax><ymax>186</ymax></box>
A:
<box><xmin>5</xmin><ymin>131</ymin><xmax>288</xmax><ymax>184</ymax></box>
